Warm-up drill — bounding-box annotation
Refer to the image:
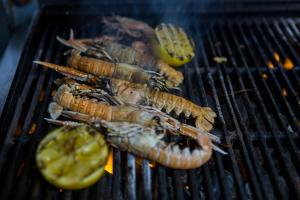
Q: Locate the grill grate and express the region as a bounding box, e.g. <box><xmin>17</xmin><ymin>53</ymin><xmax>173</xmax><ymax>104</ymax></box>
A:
<box><xmin>0</xmin><ymin>5</ymin><xmax>299</xmax><ymax>200</ymax></box>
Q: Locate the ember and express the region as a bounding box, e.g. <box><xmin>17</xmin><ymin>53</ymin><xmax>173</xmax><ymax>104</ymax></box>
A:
<box><xmin>281</xmin><ymin>88</ymin><xmax>288</xmax><ymax>96</ymax></box>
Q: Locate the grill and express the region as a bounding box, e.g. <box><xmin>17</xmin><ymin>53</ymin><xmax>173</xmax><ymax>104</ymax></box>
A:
<box><xmin>0</xmin><ymin>3</ymin><xmax>300</xmax><ymax>200</ymax></box>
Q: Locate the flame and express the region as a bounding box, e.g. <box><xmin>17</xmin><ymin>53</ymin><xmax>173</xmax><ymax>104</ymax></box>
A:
<box><xmin>149</xmin><ymin>162</ymin><xmax>156</xmax><ymax>168</ymax></box>
<box><xmin>104</xmin><ymin>149</ymin><xmax>114</xmax><ymax>174</ymax></box>
<box><xmin>274</xmin><ymin>52</ymin><xmax>280</xmax><ymax>62</ymax></box>
<box><xmin>29</xmin><ymin>123</ymin><xmax>37</xmax><ymax>135</ymax></box>
<box><xmin>267</xmin><ymin>61</ymin><xmax>275</xmax><ymax>69</ymax></box>
<box><xmin>104</xmin><ymin>149</ymin><xmax>157</xmax><ymax>175</ymax></box>
<box><xmin>261</xmin><ymin>73</ymin><xmax>268</xmax><ymax>79</ymax></box>
<box><xmin>268</xmin><ymin>51</ymin><xmax>294</xmax><ymax>70</ymax></box>
<box><xmin>281</xmin><ymin>88</ymin><xmax>288</xmax><ymax>96</ymax></box>
<box><xmin>135</xmin><ymin>157</ymin><xmax>156</xmax><ymax>168</ymax></box>
<box><xmin>283</xmin><ymin>58</ymin><xmax>294</xmax><ymax>70</ymax></box>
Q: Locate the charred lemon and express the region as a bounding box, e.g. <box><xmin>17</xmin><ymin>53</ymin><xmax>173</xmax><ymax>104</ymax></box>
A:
<box><xmin>151</xmin><ymin>23</ymin><xmax>195</xmax><ymax>67</ymax></box>
<box><xmin>36</xmin><ymin>125</ymin><xmax>108</xmax><ymax>190</ymax></box>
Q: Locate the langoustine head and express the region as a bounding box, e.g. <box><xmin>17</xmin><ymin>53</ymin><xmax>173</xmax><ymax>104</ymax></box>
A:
<box><xmin>102</xmin><ymin>15</ymin><xmax>154</xmax><ymax>39</ymax></box>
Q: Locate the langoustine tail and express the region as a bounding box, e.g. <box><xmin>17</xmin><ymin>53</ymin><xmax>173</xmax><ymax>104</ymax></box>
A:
<box><xmin>195</xmin><ymin>107</ymin><xmax>217</xmax><ymax>132</ymax></box>
<box><xmin>147</xmin><ymin>133</ymin><xmax>213</xmax><ymax>169</ymax></box>
<box><xmin>157</xmin><ymin>61</ymin><xmax>184</xmax><ymax>87</ymax></box>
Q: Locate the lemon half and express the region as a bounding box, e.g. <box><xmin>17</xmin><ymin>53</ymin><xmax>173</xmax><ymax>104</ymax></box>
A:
<box><xmin>151</xmin><ymin>23</ymin><xmax>195</xmax><ymax>67</ymax></box>
<box><xmin>36</xmin><ymin>125</ymin><xmax>108</xmax><ymax>190</ymax></box>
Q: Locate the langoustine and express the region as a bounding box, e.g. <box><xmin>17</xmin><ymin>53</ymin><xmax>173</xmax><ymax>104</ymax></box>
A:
<box><xmin>47</xmin><ymin>114</ymin><xmax>213</xmax><ymax>169</ymax></box>
<box><xmin>36</xmin><ymin>61</ymin><xmax>216</xmax><ymax>132</ymax></box>
<box><xmin>35</xmin><ymin>50</ymin><xmax>167</xmax><ymax>90</ymax></box>
<box><xmin>49</xmin><ymin>84</ymin><xmax>215</xmax><ymax>145</ymax></box>
<box><xmin>57</xmin><ymin>33</ymin><xmax>184</xmax><ymax>87</ymax></box>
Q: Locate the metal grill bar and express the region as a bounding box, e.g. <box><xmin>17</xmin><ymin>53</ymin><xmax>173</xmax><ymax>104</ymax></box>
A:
<box><xmin>237</xmin><ymin>22</ymin><xmax>300</xmax><ymax>199</ymax></box>
<box><xmin>0</xmin><ymin>30</ymin><xmax>50</xmax><ymax>200</ymax></box>
<box><xmin>13</xmin><ymin>26</ymin><xmax>66</xmax><ymax>200</ymax></box>
<box><xmin>276</xmin><ymin>19</ymin><xmax>300</xmax><ymax>90</ymax></box>
<box><xmin>184</xmin><ymin>65</ymin><xmax>209</xmax><ymax>200</ymax></box>
<box><xmin>225</xmin><ymin>22</ymin><xmax>285</xmax><ymax>199</ymax></box>
<box><xmin>197</xmin><ymin>32</ymin><xmax>247</xmax><ymax>199</ymax></box>
<box><xmin>207</xmin><ymin>29</ymin><xmax>265</xmax><ymax>199</ymax></box>
<box><xmin>256</xmin><ymin>20</ymin><xmax>300</xmax><ymax>134</ymax></box>
<box><xmin>210</xmin><ymin>24</ymin><xmax>269</xmax><ymax>199</ymax></box>
<box><xmin>248</xmin><ymin>21</ymin><xmax>300</xmax><ymax>174</ymax></box>
<box><xmin>271</xmin><ymin>19</ymin><xmax>300</xmax><ymax>93</ymax></box>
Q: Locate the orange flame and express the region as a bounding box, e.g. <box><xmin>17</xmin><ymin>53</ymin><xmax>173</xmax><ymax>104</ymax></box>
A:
<box><xmin>104</xmin><ymin>149</ymin><xmax>114</xmax><ymax>174</ymax></box>
<box><xmin>149</xmin><ymin>162</ymin><xmax>156</xmax><ymax>168</ymax></box>
<box><xmin>29</xmin><ymin>123</ymin><xmax>37</xmax><ymax>135</ymax></box>
<box><xmin>267</xmin><ymin>61</ymin><xmax>275</xmax><ymax>69</ymax></box>
<box><xmin>274</xmin><ymin>52</ymin><xmax>280</xmax><ymax>62</ymax></box>
<box><xmin>268</xmin><ymin>52</ymin><xmax>294</xmax><ymax>70</ymax></box>
<box><xmin>283</xmin><ymin>58</ymin><xmax>294</xmax><ymax>70</ymax></box>
<box><xmin>135</xmin><ymin>157</ymin><xmax>156</xmax><ymax>168</ymax></box>
<box><xmin>104</xmin><ymin>150</ymin><xmax>156</xmax><ymax>175</ymax></box>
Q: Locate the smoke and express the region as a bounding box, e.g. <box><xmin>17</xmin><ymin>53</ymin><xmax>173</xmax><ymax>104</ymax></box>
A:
<box><xmin>145</xmin><ymin>0</ymin><xmax>209</xmax><ymax>52</ymax></box>
<box><xmin>146</xmin><ymin>0</ymin><xmax>208</xmax><ymax>29</ymax></box>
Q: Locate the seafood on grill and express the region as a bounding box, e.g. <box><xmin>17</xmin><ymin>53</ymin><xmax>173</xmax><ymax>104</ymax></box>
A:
<box><xmin>47</xmin><ymin>115</ymin><xmax>213</xmax><ymax>169</ymax></box>
<box><xmin>34</xmin><ymin>51</ymin><xmax>168</xmax><ymax>90</ymax></box>
<box><xmin>36</xmin><ymin>61</ymin><xmax>217</xmax><ymax>132</ymax></box>
<box><xmin>102</xmin><ymin>16</ymin><xmax>196</xmax><ymax>66</ymax></box>
<box><xmin>103</xmin><ymin>121</ymin><xmax>212</xmax><ymax>169</ymax></box>
<box><xmin>57</xmin><ymin>33</ymin><xmax>184</xmax><ymax>87</ymax></box>
<box><xmin>101</xmin><ymin>78</ymin><xmax>216</xmax><ymax>131</ymax></box>
<box><xmin>48</xmin><ymin>84</ymin><xmax>219</xmax><ymax>146</ymax></box>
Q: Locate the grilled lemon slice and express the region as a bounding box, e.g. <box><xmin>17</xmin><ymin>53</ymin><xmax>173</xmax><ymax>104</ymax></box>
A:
<box><xmin>151</xmin><ymin>23</ymin><xmax>195</xmax><ymax>67</ymax></box>
<box><xmin>36</xmin><ymin>125</ymin><xmax>108</xmax><ymax>190</ymax></box>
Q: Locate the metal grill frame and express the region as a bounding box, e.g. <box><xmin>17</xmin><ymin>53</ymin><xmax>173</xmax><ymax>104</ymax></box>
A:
<box><xmin>0</xmin><ymin>4</ymin><xmax>299</xmax><ymax>200</ymax></box>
